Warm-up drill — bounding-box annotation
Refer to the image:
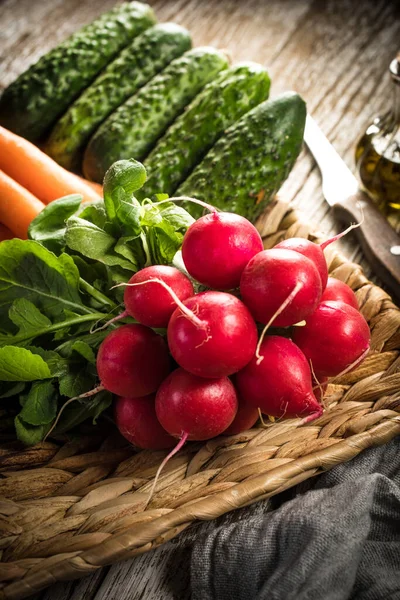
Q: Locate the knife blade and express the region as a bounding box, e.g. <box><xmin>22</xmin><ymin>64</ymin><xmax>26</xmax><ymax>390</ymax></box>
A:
<box><xmin>304</xmin><ymin>114</ymin><xmax>400</xmax><ymax>300</ymax></box>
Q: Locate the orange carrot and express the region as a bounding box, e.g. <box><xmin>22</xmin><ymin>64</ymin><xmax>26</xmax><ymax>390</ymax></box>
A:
<box><xmin>77</xmin><ymin>176</ymin><xmax>103</xmax><ymax>196</ymax></box>
<box><xmin>0</xmin><ymin>126</ymin><xmax>102</xmax><ymax>204</ymax></box>
<box><xmin>0</xmin><ymin>170</ymin><xmax>45</xmax><ymax>239</ymax></box>
<box><xmin>0</xmin><ymin>223</ymin><xmax>15</xmax><ymax>241</ymax></box>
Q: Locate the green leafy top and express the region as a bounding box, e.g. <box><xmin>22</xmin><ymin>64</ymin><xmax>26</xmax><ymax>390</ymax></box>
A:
<box><xmin>27</xmin><ymin>194</ymin><xmax>82</xmax><ymax>254</ymax></box>
<box><xmin>103</xmin><ymin>158</ymin><xmax>146</xmax><ymax>226</ymax></box>
<box><xmin>0</xmin><ymin>159</ymin><xmax>195</xmax><ymax>445</ymax></box>
<box><xmin>0</xmin><ymin>239</ymin><xmax>87</xmax><ymax>326</ymax></box>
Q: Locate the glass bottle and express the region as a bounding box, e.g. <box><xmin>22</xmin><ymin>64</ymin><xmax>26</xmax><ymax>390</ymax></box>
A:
<box><xmin>355</xmin><ymin>53</ymin><xmax>400</xmax><ymax>232</ymax></box>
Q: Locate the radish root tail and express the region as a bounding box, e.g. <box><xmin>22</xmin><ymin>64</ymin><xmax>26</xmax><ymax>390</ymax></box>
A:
<box><xmin>112</xmin><ymin>279</ymin><xmax>209</xmax><ymax>333</ymax></box>
<box><xmin>330</xmin><ymin>346</ymin><xmax>370</xmax><ymax>381</ymax></box>
<box><xmin>257</xmin><ymin>408</ymin><xmax>271</xmax><ymax>427</ymax></box>
<box><xmin>44</xmin><ymin>384</ymin><xmax>105</xmax><ymax>442</ymax></box>
<box><xmin>309</xmin><ymin>360</ymin><xmax>324</xmax><ymax>403</ymax></box>
<box><xmin>144</xmin><ymin>432</ymin><xmax>189</xmax><ymax>509</ymax></box>
<box><xmin>255</xmin><ymin>281</ymin><xmax>303</xmax><ymax>365</ymax></box>
<box><xmin>299</xmin><ymin>408</ymin><xmax>324</xmax><ymax>425</ymax></box>
<box><xmin>320</xmin><ymin>205</ymin><xmax>365</xmax><ymax>251</ymax></box>
<box><xmin>90</xmin><ymin>309</ymin><xmax>128</xmax><ymax>334</ymax></box>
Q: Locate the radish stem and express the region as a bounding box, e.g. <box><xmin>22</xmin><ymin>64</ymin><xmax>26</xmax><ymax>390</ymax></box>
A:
<box><xmin>152</xmin><ymin>195</ymin><xmax>219</xmax><ymax>215</ymax></box>
<box><xmin>79</xmin><ymin>278</ymin><xmax>117</xmax><ymax>309</ymax></box>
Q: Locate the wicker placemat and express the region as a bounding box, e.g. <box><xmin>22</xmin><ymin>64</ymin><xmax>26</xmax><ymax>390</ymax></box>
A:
<box><xmin>0</xmin><ymin>199</ymin><xmax>399</xmax><ymax>600</ymax></box>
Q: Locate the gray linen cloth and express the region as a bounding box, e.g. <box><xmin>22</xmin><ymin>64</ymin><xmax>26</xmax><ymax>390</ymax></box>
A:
<box><xmin>191</xmin><ymin>437</ymin><xmax>400</xmax><ymax>599</ymax></box>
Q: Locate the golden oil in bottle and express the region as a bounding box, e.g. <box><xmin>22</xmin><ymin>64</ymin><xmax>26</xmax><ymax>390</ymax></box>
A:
<box><xmin>355</xmin><ymin>54</ymin><xmax>400</xmax><ymax>232</ymax></box>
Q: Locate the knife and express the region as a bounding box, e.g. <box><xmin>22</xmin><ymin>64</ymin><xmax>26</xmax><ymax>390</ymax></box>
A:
<box><xmin>304</xmin><ymin>114</ymin><xmax>400</xmax><ymax>299</ymax></box>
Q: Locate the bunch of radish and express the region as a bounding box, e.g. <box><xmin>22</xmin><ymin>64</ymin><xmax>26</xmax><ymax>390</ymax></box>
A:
<box><xmin>69</xmin><ymin>205</ymin><xmax>370</xmax><ymax>462</ymax></box>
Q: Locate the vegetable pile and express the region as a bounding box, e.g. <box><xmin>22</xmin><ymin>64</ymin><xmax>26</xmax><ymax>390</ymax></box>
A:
<box><xmin>0</xmin><ymin>160</ymin><xmax>193</xmax><ymax>444</ymax></box>
<box><xmin>0</xmin><ymin>159</ymin><xmax>371</xmax><ymax>449</ymax></box>
<box><xmin>0</xmin><ymin>2</ymin><xmax>305</xmax><ymax>222</ymax></box>
<box><xmin>0</xmin><ymin>2</ymin><xmax>157</xmax><ymax>141</ymax></box>
<box><xmin>0</xmin><ymin>3</ymin><xmax>371</xmax><ymax>452</ymax></box>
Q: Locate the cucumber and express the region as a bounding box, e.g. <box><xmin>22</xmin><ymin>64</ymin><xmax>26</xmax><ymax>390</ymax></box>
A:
<box><xmin>137</xmin><ymin>62</ymin><xmax>270</xmax><ymax>200</ymax></box>
<box><xmin>83</xmin><ymin>47</ymin><xmax>229</xmax><ymax>183</ymax></box>
<box><xmin>0</xmin><ymin>2</ymin><xmax>156</xmax><ymax>142</ymax></box>
<box><xmin>176</xmin><ymin>92</ymin><xmax>306</xmax><ymax>222</ymax></box>
<box><xmin>46</xmin><ymin>23</ymin><xmax>192</xmax><ymax>171</ymax></box>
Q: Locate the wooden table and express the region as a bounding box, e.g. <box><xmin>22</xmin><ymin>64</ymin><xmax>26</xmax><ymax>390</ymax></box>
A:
<box><xmin>1</xmin><ymin>0</ymin><xmax>400</xmax><ymax>597</ymax></box>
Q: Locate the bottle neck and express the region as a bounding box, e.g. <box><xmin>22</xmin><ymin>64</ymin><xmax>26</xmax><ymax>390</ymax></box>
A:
<box><xmin>393</xmin><ymin>80</ymin><xmax>400</xmax><ymax>126</ymax></box>
<box><xmin>390</xmin><ymin>57</ymin><xmax>400</xmax><ymax>125</ymax></box>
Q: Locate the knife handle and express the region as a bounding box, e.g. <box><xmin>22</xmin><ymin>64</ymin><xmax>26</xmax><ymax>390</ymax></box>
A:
<box><xmin>332</xmin><ymin>190</ymin><xmax>400</xmax><ymax>299</ymax></box>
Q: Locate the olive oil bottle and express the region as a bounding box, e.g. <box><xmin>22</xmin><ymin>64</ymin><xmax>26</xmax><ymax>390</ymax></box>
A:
<box><xmin>355</xmin><ymin>54</ymin><xmax>400</xmax><ymax>232</ymax></box>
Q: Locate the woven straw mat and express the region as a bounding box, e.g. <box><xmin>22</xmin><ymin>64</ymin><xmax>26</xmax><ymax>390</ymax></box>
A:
<box><xmin>0</xmin><ymin>198</ymin><xmax>399</xmax><ymax>600</ymax></box>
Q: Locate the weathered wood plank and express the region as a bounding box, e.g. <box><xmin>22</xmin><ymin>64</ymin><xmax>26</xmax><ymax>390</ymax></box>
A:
<box><xmin>39</xmin><ymin>566</ymin><xmax>106</xmax><ymax>600</ymax></box>
<box><xmin>92</xmin><ymin>498</ymin><xmax>274</xmax><ymax>600</ymax></box>
<box><xmin>1</xmin><ymin>0</ymin><xmax>399</xmax><ymax>597</ymax></box>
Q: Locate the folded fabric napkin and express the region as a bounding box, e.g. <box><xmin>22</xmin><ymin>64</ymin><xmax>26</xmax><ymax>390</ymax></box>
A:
<box><xmin>191</xmin><ymin>437</ymin><xmax>400</xmax><ymax>600</ymax></box>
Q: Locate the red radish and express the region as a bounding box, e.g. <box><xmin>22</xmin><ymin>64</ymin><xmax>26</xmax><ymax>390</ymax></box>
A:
<box><xmin>236</xmin><ymin>335</ymin><xmax>322</xmax><ymax>421</ymax></box>
<box><xmin>240</xmin><ymin>249</ymin><xmax>322</xmax><ymax>327</ymax></box>
<box><xmin>144</xmin><ymin>367</ymin><xmax>238</xmax><ymax>507</ymax></box>
<box><xmin>181</xmin><ymin>212</ymin><xmax>263</xmax><ymax>289</ymax></box>
<box><xmin>274</xmin><ymin>238</ymin><xmax>329</xmax><ymax>290</ymax></box>
<box><xmin>274</xmin><ymin>221</ymin><xmax>363</xmax><ymax>291</ymax></box>
<box><xmin>115</xmin><ymin>395</ymin><xmax>175</xmax><ymax>449</ymax></box>
<box><xmin>123</xmin><ymin>265</ymin><xmax>194</xmax><ymax>328</ymax></box>
<box><xmin>155</xmin><ymin>368</ymin><xmax>238</xmax><ymax>440</ymax></box>
<box><xmin>293</xmin><ymin>301</ymin><xmax>370</xmax><ymax>378</ymax></box>
<box><xmin>45</xmin><ymin>324</ymin><xmax>170</xmax><ymax>442</ymax></box>
<box><xmin>97</xmin><ymin>323</ymin><xmax>170</xmax><ymax>397</ymax></box>
<box><xmin>320</xmin><ymin>277</ymin><xmax>358</xmax><ymax>309</ymax></box>
<box><xmin>167</xmin><ymin>291</ymin><xmax>258</xmax><ymax>378</ymax></box>
<box><xmin>223</xmin><ymin>397</ymin><xmax>259</xmax><ymax>435</ymax></box>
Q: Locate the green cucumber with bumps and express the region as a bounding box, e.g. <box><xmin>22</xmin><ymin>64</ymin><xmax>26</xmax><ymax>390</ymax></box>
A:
<box><xmin>46</xmin><ymin>23</ymin><xmax>192</xmax><ymax>171</ymax></box>
<box><xmin>137</xmin><ymin>62</ymin><xmax>271</xmax><ymax>200</ymax></box>
<box><xmin>177</xmin><ymin>92</ymin><xmax>306</xmax><ymax>222</ymax></box>
<box><xmin>83</xmin><ymin>47</ymin><xmax>229</xmax><ymax>183</ymax></box>
<box><xmin>0</xmin><ymin>2</ymin><xmax>156</xmax><ymax>141</ymax></box>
